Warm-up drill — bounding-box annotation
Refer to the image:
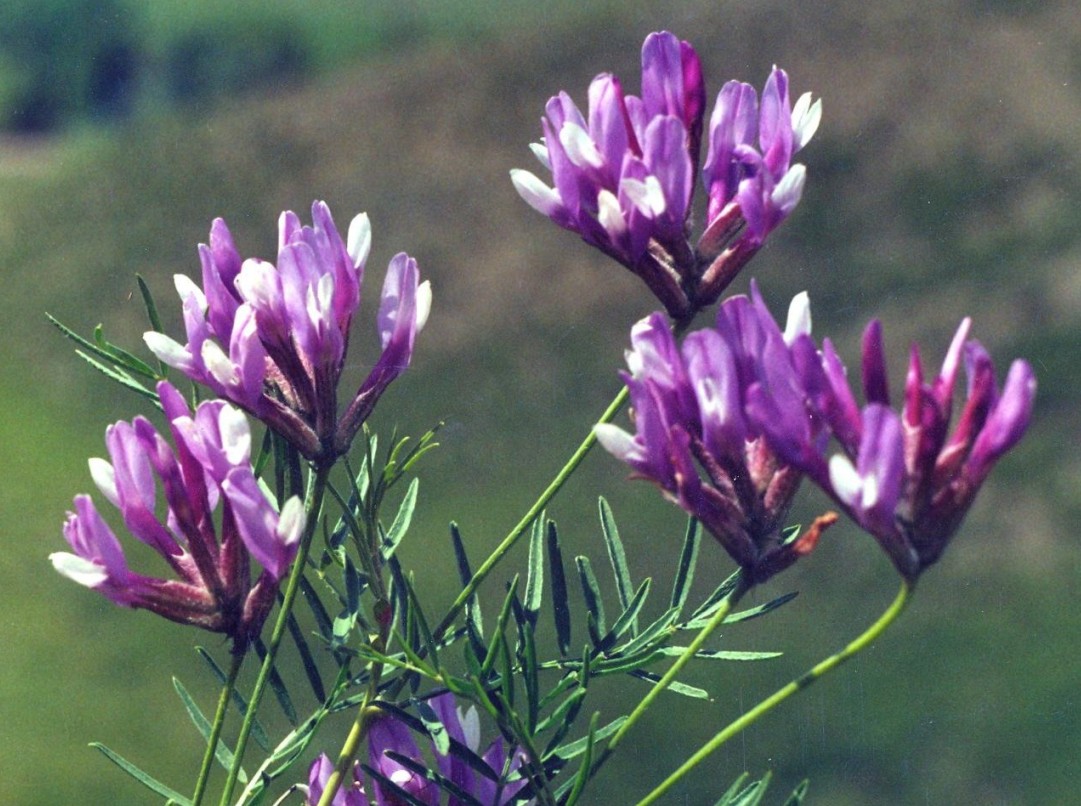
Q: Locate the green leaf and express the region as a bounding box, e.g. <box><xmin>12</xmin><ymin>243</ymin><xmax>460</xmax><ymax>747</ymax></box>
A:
<box><xmin>252</xmin><ymin>637</ymin><xmax>297</xmax><ymax>725</ymax></box>
<box><xmin>562</xmin><ymin>712</ymin><xmax>599</xmax><ymax>806</ymax></box>
<box><xmin>783</xmin><ymin>779</ymin><xmax>809</xmax><ymax>805</ymax></box>
<box><xmin>546</xmin><ymin>520</ymin><xmax>571</xmax><ymax>657</ymax></box>
<box><xmin>629</xmin><ymin>669</ymin><xmax>709</xmax><ymax>699</ymax></box>
<box><xmin>598</xmin><ymin>498</ymin><xmax>634</xmax><ymax>625</ymax></box>
<box><xmin>656</xmin><ymin>647</ymin><xmax>783</xmax><ymax>661</ymax></box>
<box><xmin>511</xmin><ymin>593</ymin><xmax>540</xmax><ymax>734</ymax></box>
<box><xmin>414</xmin><ymin>699</ymin><xmax>451</xmax><ymax>755</ymax></box>
<box><xmin>135</xmin><ymin>273</ymin><xmax>166</xmax><ymax>332</ymax></box>
<box><xmin>687</xmin><ymin>568</ymin><xmax>744</xmax><ymax>623</ymax></box>
<box><xmin>298</xmin><ymin>576</ymin><xmax>335</xmax><ymax>643</ymax></box>
<box><xmin>670</xmin><ymin>518</ymin><xmax>701</xmax><ymax>614</ymax></box>
<box><xmin>545</xmin><ymin>715</ymin><xmax>626</xmax><ymax>763</ymax></box>
<box><xmin>480</xmin><ymin>577</ymin><xmax>518</xmax><ymax>679</ymax></box>
<box><xmin>194</xmin><ymin>647</ymin><xmax>271</xmax><ymax>752</ymax></box>
<box><xmin>382</xmin><ymin>477</ymin><xmax>419</xmax><ymax>559</ymax></box>
<box><xmin>618</xmin><ymin>607</ymin><xmax>679</xmax><ymax>657</ymax></box>
<box><xmin>285</xmin><ymin>611</ymin><xmax>326</xmax><ymax>703</ymax></box>
<box><xmin>575</xmin><ymin>556</ymin><xmax>606</xmax><ymax>646</ymax></box>
<box><xmin>721</xmin><ymin>591</ymin><xmax>799</xmax><ymax>625</ymax></box>
<box><xmin>75</xmin><ymin>349</ymin><xmax>157</xmax><ymax>400</ymax></box>
<box><xmin>391</xmin><ymin>556</ymin><xmax>440</xmax><ymax>669</ymax></box>
<box><xmin>172</xmin><ymin>677</ymin><xmax>247</xmax><ymax>783</ymax></box>
<box><xmin>234</xmin><ymin>707</ymin><xmax>329</xmax><ymax>805</ymax></box>
<box><xmin>450</xmin><ymin>523</ymin><xmax>485</xmax><ymax>652</ymax></box>
<box><xmin>89</xmin><ymin>743</ymin><xmax>191</xmax><ymax>805</ymax></box>
<box><xmin>602</xmin><ymin>577</ymin><xmax>652</xmax><ymax>649</ymax></box>
<box><xmin>523</xmin><ymin>516</ymin><xmax>545</xmax><ymax>627</ymax></box>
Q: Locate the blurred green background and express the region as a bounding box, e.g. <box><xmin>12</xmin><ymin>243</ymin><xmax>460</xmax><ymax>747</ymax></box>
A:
<box><xmin>2</xmin><ymin>0</ymin><xmax>1078</xmax><ymax>803</ymax></box>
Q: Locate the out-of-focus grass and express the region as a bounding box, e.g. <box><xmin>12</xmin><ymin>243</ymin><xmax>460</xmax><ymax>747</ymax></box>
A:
<box><xmin>3</xmin><ymin>0</ymin><xmax>1080</xmax><ymax>802</ymax></box>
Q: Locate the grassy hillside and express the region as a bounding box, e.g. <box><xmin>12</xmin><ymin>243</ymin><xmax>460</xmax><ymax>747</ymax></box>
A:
<box><xmin>2</xmin><ymin>1</ymin><xmax>1079</xmax><ymax>802</ymax></box>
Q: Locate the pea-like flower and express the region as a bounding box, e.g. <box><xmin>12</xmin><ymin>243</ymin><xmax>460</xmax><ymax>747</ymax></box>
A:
<box><xmin>50</xmin><ymin>381</ymin><xmax>304</xmax><ymax>651</ymax></box>
<box><xmin>144</xmin><ymin>201</ymin><xmax>431</xmax><ymax>463</ymax></box>
<box><xmin>305</xmin><ymin>693</ymin><xmax>531</xmax><ymax>805</ymax></box>
<box><xmin>764</xmin><ymin>317</ymin><xmax>1036</xmax><ymax>580</ymax></box>
<box><xmin>595</xmin><ymin>284</ymin><xmax>835</xmax><ymax>583</ymax></box>
<box><xmin>512</xmin><ymin>31</ymin><xmax>819</xmax><ymax>320</ymax></box>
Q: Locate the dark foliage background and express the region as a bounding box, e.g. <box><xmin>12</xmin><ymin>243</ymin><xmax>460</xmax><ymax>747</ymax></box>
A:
<box><xmin>1</xmin><ymin>1</ymin><xmax>1078</xmax><ymax>803</ymax></box>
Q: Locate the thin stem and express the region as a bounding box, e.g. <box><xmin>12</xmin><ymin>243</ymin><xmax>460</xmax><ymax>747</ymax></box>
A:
<box><xmin>635</xmin><ymin>579</ymin><xmax>914</xmax><ymax>806</ymax></box>
<box><xmin>191</xmin><ymin>651</ymin><xmax>245</xmax><ymax>806</ymax></box>
<box><xmin>316</xmin><ymin>628</ymin><xmax>389</xmax><ymax>806</ymax></box>
<box><xmin>218</xmin><ymin>462</ymin><xmax>333</xmax><ymax>806</ymax></box>
<box><xmin>604</xmin><ymin>572</ymin><xmax>751</xmax><ymax>761</ymax></box>
<box><xmin>431</xmin><ymin>385</ymin><xmax>630</xmax><ymax>641</ymax></box>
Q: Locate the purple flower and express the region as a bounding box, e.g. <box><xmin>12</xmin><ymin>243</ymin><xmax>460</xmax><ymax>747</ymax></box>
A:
<box><xmin>145</xmin><ymin>201</ymin><xmax>431</xmax><ymax>463</ymax></box>
<box><xmin>697</xmin><ymin>67</ymin><xmax>821</xmax><ymax>306</ymax></box>
<box><xmin>512</xmin><ymin>32</ymin><xmax>819</xmax><ymax>320</ymax></box>
<box><xmin>596</xmin><ymin>284</ymin><xmax>835</xmax><ymax>583</ymax></box>
<box><xmin>511</xmin><ymin>31</ymin><xmax>704</xmax><ymax>318</ymax></box>
<box><xmin>771</xmin><ymin>318</ymin><xmax>1036</xmax><ymax>580</ymax></box>
<box><xmin>306</xmin><ymin>694</ymin><xmax>531</xmax><ymax>805</ymax></box>
<box><xmin>50</xmin><ymin>382</ymin><xmax>305</xmax><ymax>650</ymax></box>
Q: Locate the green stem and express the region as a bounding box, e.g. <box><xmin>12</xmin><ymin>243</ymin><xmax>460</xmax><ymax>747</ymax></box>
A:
<box><xmin>431</xmin><ymin>385</ymin><xmax>629</xmax><ymax>641</ymax></box>
<box><xmin>218</xmin><ymin>462</ymin><xmax>333</xmax><ymax>806</ymax></box>
<box><xmin>635</xmin><ymin>579</ymin><xmax>913</xmax><ymax>806</ymax></box>
<box><xmin>604</xmin><ymin>573</ymin><xmax>751</xmax><ymax>761</ymax></box>
<box><xmin>191</xmin><ymin>651</ymin><xmax>244</xmax><ymax>806</ymax></box>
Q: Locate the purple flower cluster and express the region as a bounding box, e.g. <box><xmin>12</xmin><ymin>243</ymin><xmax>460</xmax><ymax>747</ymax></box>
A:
<box><xmin>512</xmin><ymin>31</ymin><xmax>820</xmax><ymax>320</ymax></box>
<box><xmin>768</xmin><ymin>316</ymin><xmax>1037</xmax><ymax>580</ymax></box>
<box><xmin>145</xmin><ymin>201</ymin><xmax>431</xmax><ymax>463</ymax></box>
<box><xmin>50</xmin><ymin>382</ymin><xmax>304</xmax><ymax>649</ymax></box>
<box><xmin>306</xmin><ymin>694</ymin><xmax>530</xmax><ymax>805</ymax></box>
<box><xmin>599</xmin><ymin>284</ymin><xmax>1036</xmax><ymax>582</ymax></box>
<box><xmin>595</xmin><ymin>287</ymin><xmax>834</xmax><ymax>583</ymax></box>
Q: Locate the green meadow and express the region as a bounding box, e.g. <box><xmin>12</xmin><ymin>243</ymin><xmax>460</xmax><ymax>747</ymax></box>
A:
<box><xmin>2</xmin><ymin>1</ymin><xmax>1079</xmax><ymax>803</ymax></box>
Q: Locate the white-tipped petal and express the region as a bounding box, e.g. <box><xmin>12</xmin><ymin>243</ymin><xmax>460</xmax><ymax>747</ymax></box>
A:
<box><xmin>201</xmin><ymin>339</ymin><xmax>237</xmax><ymax>388</ymax></box>
<box><xmin>792</xmin><ymin>94</ymin><xmax>822</xmax><ymax>150</ymax></box>
<box><xmin>49</xmin><ymin>552</ymin><xmax>109</xmax><ymax>587</ymax></box>
<box><xmin>173</xmin><ymin>273</ymin><xmax>207</xmax><ymax>307</ymax></box>
<box><xmin>217</xmin><ymin>405</ymin><xmax>252</xmax><ymax>465</ymax></box>
<box><xmin>597</xmin><ymin>189</ymin><xmax>626</xmax><ymax>237</ymax></box>
<box><xmin>594</xmin><ymin>423</ymin><xmax>636</xmax><ymax>461</ymax></box>
<box><xmin>510</xmin><ymin>169</ymin><xmax>563</xmax><ymax>216</ymax></box>
<box><xmin>143</xmin><ymin>331</ymin><xmax>192</xmax><ymax>367</ymax></box>
<box><xmin>347</xmin><ymin>213</ymin><xmax>372</xmax><ymax>268</ymax></box>
<box><xmin>414</xmin><ymin>280</ymin><xmax>432</xmax><ymax>332</ymax></box>
<box><xmin>88</xmin><ymin>457</ymin><xmax>118</xmax><ymax>506</ymax></box>
<box><xmin>559</xmin><ymin>122</ymin><xmax>605</xmax><ymax>169</ymax></box>
<box><xmin>772</xmin><ymin>163</ymin><xmax>806</xmax><ymax>214</ymax></box>
<box><xmin>529</xmin><ymin>140</ymin><xmax>551</xmax><ymax>171</ymax></box>
<box><xmin>276</xmin><ymin>496</ymin><xmax>305</xmax><ymax>548</ymax></box>
<box><xmin>783</xmin><ymin>291</ymin><xmax>812</xmax><ymax>344</ymax></box>
<box><xmin>621</xmin><ymin>175</ymin><xmax>666</xmax><ymax>217</ymax></box>
<box><xmin>829</xmin><ymin>453</ymin><xmax>866</xmax><ymax>509</ymax></box>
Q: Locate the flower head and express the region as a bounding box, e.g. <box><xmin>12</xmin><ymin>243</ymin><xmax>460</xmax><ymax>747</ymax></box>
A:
<box><xmin>769</xmin><ymin>318</ymin><xmax>1036</xmax><ymax>580</ymax></box>
<box><xmin>513</xmin><ymin>32</ymin><xmax>820</xmax><ymax>320</ymax></box>
<box><xmin>306</xmin><ymin>693</ymin><xmax>531</xmax><ymax>805</ymax></box>
<box><xmin>596</xmin><ymin>284</ymin><xmax>835</xmax><ymax>583</ymax></box>
<box><xmin>50</xmin><ymin>382</ymin><xmax>304</xmax><ymax>650</ymax></box>
<box><xmin>145</xmin><ymin>201</ymin><xmax>431</xmax><ymax>463</ymax></box>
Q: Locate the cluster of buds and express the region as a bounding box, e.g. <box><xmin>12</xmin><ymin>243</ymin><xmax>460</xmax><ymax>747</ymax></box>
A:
<box><xmin>512</xmin><ymin>31</ymin><xmax>820</xmax><ymax>321</ymax></box>
<box><xmin>599</xmin><ymin>283</ymin><xmax>1035</xmax><ymax>582</ymax></box>
<box><xmin>305</xmin><ymin>694</ymin><xmax>530</xmax><ymax>805</ymax></box>
<box><xmin>50</xmin><ymin>382</ymin><xmax>304</xmax><ymax>651</ymax></box>
<box><xmin>144</xmin><ymin>201</ymin><xmax>431</xmax><ymax>464</ymax></box>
